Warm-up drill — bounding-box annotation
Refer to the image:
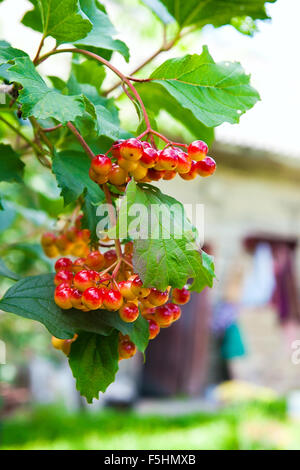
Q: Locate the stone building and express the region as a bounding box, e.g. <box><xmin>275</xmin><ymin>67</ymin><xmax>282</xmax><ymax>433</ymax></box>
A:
<box><xmin>141</xmin><ymin>141</ymin><xmax>300</xmax><ymax>397</ymax></box>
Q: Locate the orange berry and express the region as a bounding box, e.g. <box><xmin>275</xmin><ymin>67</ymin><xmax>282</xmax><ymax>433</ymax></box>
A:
<box><xmin>85</xmin><ymin>250</ymin><xmax>105</xmax><ymax>270</ymax></box>
<box><xmin>119</xmin><ymin>302</ymin><xmax>139</xmax><ymax>323</ymax></box>
<box><xmin>118</xmin><ymin>339</ymin><xmax>137</xmax><ymax>359</ymax></box>
<box><xmin>54</xmin><ymin>283</ymin><xmax>73</xmax><ymax>309</ymax></box>
<box><xmin>148</xmin><ymin>319</ymin><xmax>160</xmax><ymax>339</ymax></box>
<box><xmin>108</xmin><ymin>164</ymin><xmax>128</xmax><ymax>186</ymax></box>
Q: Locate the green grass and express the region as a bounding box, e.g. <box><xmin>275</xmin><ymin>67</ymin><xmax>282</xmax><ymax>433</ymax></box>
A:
<box><xmin>1</xmin><ymin>399</ymin><xmax>299</xmax><ymax>450</ymax></box>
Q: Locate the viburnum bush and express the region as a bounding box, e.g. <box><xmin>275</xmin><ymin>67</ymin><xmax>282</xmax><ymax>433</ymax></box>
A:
<box><xmin>0</xmin><ymin>0</ymin><xmax>275</xmax><ymax>402</ymax></box>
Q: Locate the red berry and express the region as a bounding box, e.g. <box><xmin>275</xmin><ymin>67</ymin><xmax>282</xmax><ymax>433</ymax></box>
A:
<box><xmin>118</xmin><ymin>280</ymin><xmax>137</xmax><ymax>300</ymax></box>
<box><xmin>141</xmin><ymin>307</ymin><xmax>156</xmax><ymax>320</ymax></box>
<box><xmin>82</xmin><ymin>287</ymin><xmax>103</xmax><ymax>310</ymax></box>
<box><xmin>155</xmin><ymin>304</ymin><xmax>173</xmax><ymax>327</ymax></box>
<box><xmin>77</xmin><ymin>229</ymin><xmax>90</xmax><ymax>243</ymax></box>
<box><xmin>73</xmin><ymin>269</ymin><xmax>97</xmax><ymax>292</ymax></box>
<box><xmin>176</xmin><ymin>150</ymin><xmax>192</xmax><ymax>174</ymax></box>
<box><xmin>104</xmin><ymin>249</ymin><xmax>118</xmax><ymax>269</ymax></box>
<box><xmin>140</xmin><ymin>147</ymin><xmax>159</xmax><ymax>168</ymax></box>
<box><xmin>55</xmin><ymin>234</ymin><xmax>72</xmax><ymax>254</ymax></box>
<box><xmin>111</xmin><ymin>139</ymin><xmax>125</xmax><ymax>159</ymax></box>
<box><xmin>141</xmin><ymin>141</ymin><xmax>151</xmax><ymax>149</ymax></box>
<box><xmin>54</xmin><ymin>269</ymin><xmax>73</xmax><ymax>287</ymax></box>
<box><xmin>118</xmin><ymin>339</ymin><xmax>137</xmax><ymax>360</ymax></box>
<box><xmin>147</xmin><ymin>168</ymin><xmax>165</xmax><ymax>181</ymax></box>
<box><xmin>120</xmin><ymin>138</ymin><xmax>143</xmax><ymax>161</ymax></box>
<box><xmin>89</xmin><ymin>167</ymin><xmax>108</xmax><ymax>184</ymax></box>
<box><xmin>72</xmin><ymin>257</ymin><xmax>86</xmax><ymax>273</ymax></box>
<box><xmin>41</xmin><ymin>232</ymin><xmax>56</xmax><ymax>247</ymax></box>
<box><xmin>130</xmin><ymin>276</ymin><xmax>150</xmax><ymax>298</ymax></box>
<box><xmin>70</xmin><ymin>288</ymin><xmax>83</xmax><ymax>309</ymax></box>
<box><xmin>119</xmin><ymin>302</ymin><xmax>139</xmax><ymax>323</ymax></box>
<box><xmin>197</xmin><ymin>156</ymin><xmax>216</xmax><ymax>177</ymax></box>
<box><xmin>179</xmin><ymin>160</ymin><xmax>198</xmax><ymax>180</ymax></box>
<box><xmin>167</xmin><ymin>303</ymin><xmax>181</xmax><ymax>322</ymax></box>
<box><xmin>147</xmin><ymin>288</ymin><xmax>169</xmax><ymax>307</ymax></box>
<box><xmin>148</xmin><ymin>319</ymin><xmax>160</xmax><ymax>339</ymax></box>
<box><xmin>54</xmin><ymin>284</ymin><xmax>73</xmax><ymax>309</ymax></box>
<box><xmin>188</xmin><ymin>140</ymin><xmax>208</xmax><ymax>161</ymax></box>
<box><xmin>172</xmin><ymin>287</ymin><xmax>191</xmax><ymax>305</ymax></box>
<box><xmin>55</xmin><ymin>257</ymin><xmax>73</xmax><ymax>272</ymax></box>
<box><xmin>85</xmin><ymin>251</ymin><xmax>105</xmax><ymax>270</ymax></box>
<box><xmin>65</xmin><ymin>226</ymin><xmax>78</xmax><ymax>242</ymax></box>
<box><xmin>103</xmin><ymin>289</ymin><xmax>123</xmax><ymax>311</ymax></box>
<box><xmin>163</xmin><ymin>170</ymin><xmax>177</xmax><ymax>180</ymax></box>
<box><xmin>91</xmin><ymin>154</ymin><xmax>112</xmax><ymax>176</ymax></box>
<box><xmin>158</xmin><ymin>147</ymin><xmax>178</xmax><ymax>171</ymax></box>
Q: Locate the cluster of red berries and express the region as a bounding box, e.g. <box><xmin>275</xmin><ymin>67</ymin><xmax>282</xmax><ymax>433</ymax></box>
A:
<box><xmin>41</xmin><ymin>215</ymin><xmax>90</xmax><ymax>259</ymax></box>
<box><xmin>51</xmin><ymin>242</ymin><xmax>191</xmax><ymax>360</ymax></box>
<box><xmin>88</xmin><ymin>138</ymin><xmax>216</xmax><ymax>188</ymax></box>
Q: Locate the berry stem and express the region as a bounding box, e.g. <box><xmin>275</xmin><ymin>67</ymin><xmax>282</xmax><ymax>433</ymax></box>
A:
<box><xmin>102</xmin><ymin>183</ymin><xmax>123</xmax><ymax>261</ymax></box>
<box><xmin>99</xmin><ymin>260</ymin><xmax>118</xmax><ymax>277</ymax></box>
<box><xmin>103</xmin><ymin>24</ymin><xmax>187</xmax><ymax>95</ymax></box>
<box><xmin>112</xmin><ymin>259</ymin><xmax>122</xmax><ymax>279</ymax></box>
<box><xmin>66</xmin><ymin>122</ymin><xmax>95</xmax><ymax>160</ymax></box>
<box><xmin>41</xmin><ymin>124</ymin><xmax>63</xmax><ymax>133</ymax></box>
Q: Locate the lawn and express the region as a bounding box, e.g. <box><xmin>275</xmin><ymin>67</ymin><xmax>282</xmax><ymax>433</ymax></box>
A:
<box><xmin>1</xmin><ymin>399</ymin><xmax>299</xmax><ymax>450</ymax></box>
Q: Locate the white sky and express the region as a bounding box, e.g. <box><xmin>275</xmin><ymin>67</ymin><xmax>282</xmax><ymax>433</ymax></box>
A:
<box><xmin>0</xmin><ymin>0</ymin><xmax>299</xmax><ymax>157</ymax></box>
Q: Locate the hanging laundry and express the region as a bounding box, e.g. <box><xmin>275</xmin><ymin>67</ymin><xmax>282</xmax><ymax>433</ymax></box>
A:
<box><xmin>241</xmin><ymin>242</ymin><xmax>276</xmax><ymax>307</ymax></box>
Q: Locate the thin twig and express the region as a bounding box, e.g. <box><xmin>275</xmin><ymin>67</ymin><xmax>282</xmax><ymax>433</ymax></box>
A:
<box><xmin>33</xmin><ymin>35</ymin><xmax>46</xmax><ymax>65</ymax></box>
<box><xmin>67</xmin><ymin>121</ymin><xmax>95</xmax><ymax>159</ymax></box>
<box><xmin>0</xmin><ymin>115</ymin><xmax>42</xmax><ymax>155</ymax></box>
<box><xmin>41</xmin><ymin>123</ymin><xmax>63</xmax><ymax>133</ymax></box>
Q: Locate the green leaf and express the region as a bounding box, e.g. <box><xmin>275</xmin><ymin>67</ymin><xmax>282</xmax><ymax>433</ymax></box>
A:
<box><xmin>0</xmin><ymin>43</ymin><xmax>28</xmax><ymax>62</ymax></box>
<box><xmin>148</xmin><ymin>46</ymin><xmax>260</xmax><ymax>127</ymax></box>
<box><xmin>66</xmin><ymin>68</ymin><xmax>121</xmax><ymax>140</ymax></box>
<box><xmin>72</xmin><ymin>58</ymin><xmax>106</xmax><ymax>91</ymax></box>
<box><xmin>141</xmin><ymin>0</ymin><xmax>174</xmax><ymax>24</ymax></box>
<box><xmin>22</xmin><ymin>0</ymin><xmax>92</xmax><ymax>42</ymax></box>
<box><xmin>0</xmin><ymin>259</ymin><xmax>21</xmax><ymax>281</ymax></box>
<box><xmin>52</xmin><ymin>150</ymin><xmax>105</xmax><ymax>206</ymax></box>
<box><xmin>93</xmin><ymin>103</ymin><xmax>120</xmax><ymax>140</ymax></box>
<box><xmin>0</xmin><ymin>200</ymin><xmax>16</xmax><ymax>230</ymax></box>
<box><xmin>98</xmin><ymin>310</ymin><xmax>149</xmax><ymax>353</ymax></box>
<box><xmin>0</xmin><ymin>274</ymin><xmax>114</xmax><ymax>339</ymax></box>
<box><xmin>145</xmin><ymin>0</ymin><xmax>277</xmax><ymax>30</ymax></box>
<box><xmin>75</xmin><ymin>0</ymin><xmax>130</xmax><ymax>61</ymax></box>
<box><xmin>0</xmin><ymin>144</ymin><xmax>25</xmax><ymax>183</ymax></box>
<box><xmin>69</xmin><ymin>330</ymin><xmax>119</xmax><ymax>402</ymax></box>
<box><xmin>137</xmin><ymin>81</ymin><xmax>214</xmax><ymax>145</ymax></box>
<box><xmin>22</xmin><ymin>0</ymin><xmax>43</xmax><ymax>33</ymax></box>
<box><xmin>0</xmin><ymin>47</ymin><xmax>92</xmax><ymax>124</ymax></box>
<box><xmin>112</xmin><ymin>181</ymin><xmax>214</xmax><ymax>292</ymax></box>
